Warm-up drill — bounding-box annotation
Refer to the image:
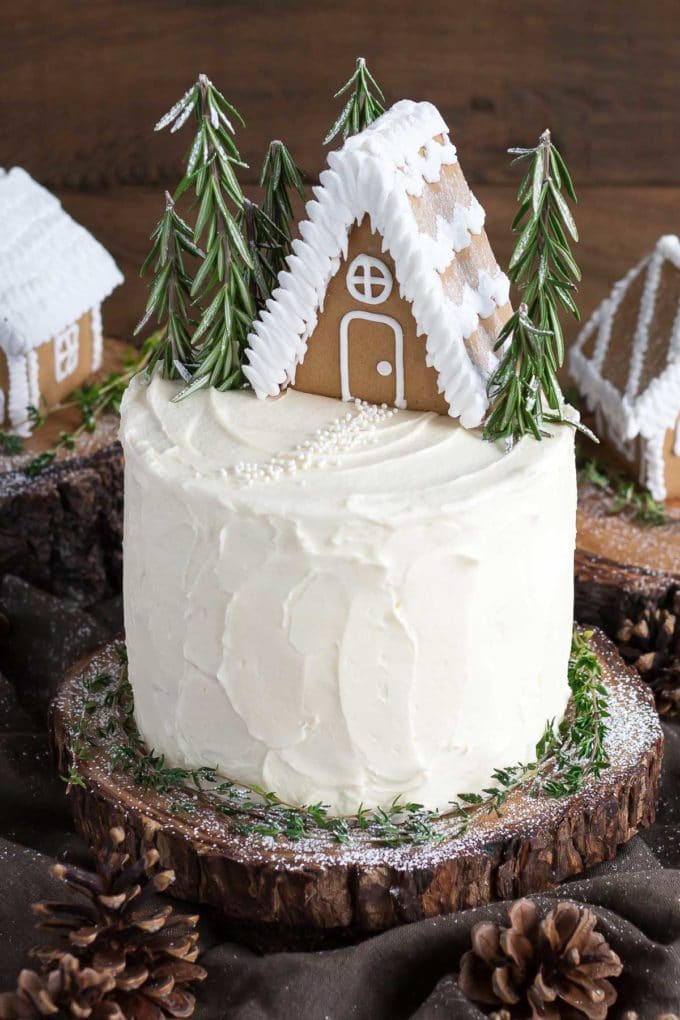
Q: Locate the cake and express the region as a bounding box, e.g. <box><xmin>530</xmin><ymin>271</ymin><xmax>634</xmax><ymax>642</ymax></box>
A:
<box><xmin>121</xmin><ymin>96</ymin><xmax>577</xmax><ymax>817</ymax></box>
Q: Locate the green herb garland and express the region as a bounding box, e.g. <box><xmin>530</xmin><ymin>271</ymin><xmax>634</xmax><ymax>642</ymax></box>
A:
<box><xmin>65</xmin><ymin>630</ymin><xmax>609</xmax><ymax>849</ymax></box>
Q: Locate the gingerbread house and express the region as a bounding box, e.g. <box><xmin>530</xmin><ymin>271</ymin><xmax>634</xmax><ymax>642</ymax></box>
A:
<box><xmin>244</xmin><ymin>100</ymin><xmax>512</xmax><ymax>427</ymax></box>
<box><xmin>570</xmin><ymin>234</ymin><xmax>680</xmax><ymax>501</ymax></box>
<box><xmin>0</xmin><ymin>167</ymin><xmax>123</xmax><ymax>434</ymax></box>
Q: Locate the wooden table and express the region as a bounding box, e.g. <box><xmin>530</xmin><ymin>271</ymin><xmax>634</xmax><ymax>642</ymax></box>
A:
<box><xmin>2</xmin><ymin>1</ymin><xmax>680</xmax><ymax>350</ymax></box>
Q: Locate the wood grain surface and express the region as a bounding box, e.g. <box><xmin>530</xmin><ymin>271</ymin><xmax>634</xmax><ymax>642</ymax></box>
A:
<box><xmin>51</xmin><ymin>631</ymin><xmax>662</xmax><ymax>949</ymax></box>
<box><xmin>3</xmin><ymin>1</ymin><xmax>680</xmax><ymax>340</ymax></box>
<box><xmin>51</xmin><ymin>184</ymin><xmax>680</xmax><ymax>345</ymax></box>
<box><xmin>4</xmin><ymin>1</ymin><xmax>680</xmax><ymax>189</ymax></box>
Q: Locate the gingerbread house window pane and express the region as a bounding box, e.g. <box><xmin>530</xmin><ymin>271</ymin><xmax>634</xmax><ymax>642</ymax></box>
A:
<box><xmin>54</xmin><ymin>323</ymin><xmax>80</xmax><ymax>383</ymax></box>
<box><xmin>346</xmin><ymin>255</ymin><xmax>393</xmax><ymax>305</ymax></box>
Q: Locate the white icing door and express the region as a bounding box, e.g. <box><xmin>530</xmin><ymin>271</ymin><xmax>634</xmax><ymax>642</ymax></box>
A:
<box><xmin>339</xmin><ymin>311</ymin><xmax>406</xmax><ymax>409</ymax></box>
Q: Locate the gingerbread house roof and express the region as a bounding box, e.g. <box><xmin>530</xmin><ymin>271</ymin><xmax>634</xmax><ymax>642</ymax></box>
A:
<box><xmin>0</xmin><ymin>168</ymin><xmax>123</xmax><ymax>358</ymax></box>
<box><xmin>244</xmin><ymin>100</ymin><xmax>510</xmax><ymax>428</ymax></box>
<box><xmin>570</xmin><ymin>234</ymin><xmax>680</xmax><ymax>444</ymax></box>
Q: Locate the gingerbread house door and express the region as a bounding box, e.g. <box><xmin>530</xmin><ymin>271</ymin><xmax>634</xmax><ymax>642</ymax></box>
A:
<box><xmin>340</xmin><ymin>310</ymin><xmax>405</xmax><ymax>408</ymax></box>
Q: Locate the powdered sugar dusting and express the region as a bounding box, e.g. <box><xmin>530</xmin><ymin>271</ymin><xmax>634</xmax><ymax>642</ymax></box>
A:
<box><xmin>55</xmin><ymin>633</ymin><xmax>662</xmax><ymax>876</ymax></box>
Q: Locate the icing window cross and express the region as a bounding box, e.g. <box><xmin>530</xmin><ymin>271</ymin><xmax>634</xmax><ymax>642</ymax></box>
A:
<box><xmin>346</xmin><ymin>254</ymin><xmax>393</xmax><ymax>305</ymax></box>
<box><xmin>54</xmin><ymin>323</ymin><xmax>80</xmax><ymax>383</ymax></box>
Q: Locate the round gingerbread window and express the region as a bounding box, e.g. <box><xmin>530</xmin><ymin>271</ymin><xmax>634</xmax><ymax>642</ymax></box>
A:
<box><xmin>346</xmin><ymin>254</ymin><xmax>393</xmax><ymax>305</ymax></box>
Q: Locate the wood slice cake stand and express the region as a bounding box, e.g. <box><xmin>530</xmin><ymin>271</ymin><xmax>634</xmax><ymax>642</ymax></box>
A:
<box><xmin>576</xmin><ymin>477</ymin><xmax>680</xmax><ymax>716</ymax></box>
<box><xmin>0</xmin><ymin>339</ymin><xmax>130</xmax><ymax>603</ymax></box>
<box><xmin>50</xmin><ymin>630</ymin><xmax>662</xmax><ymax>951</ymax></box>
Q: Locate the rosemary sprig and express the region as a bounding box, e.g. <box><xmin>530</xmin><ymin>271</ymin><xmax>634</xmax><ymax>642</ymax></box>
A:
<box><xmin>135</xmin><ymin>192</ymin><xmax>202</xmax><ymax>382</ymax></box>
<box><xmin>260</xmin><ymin>139</ymin><xmax>305</xmax><ymax>263</ymax></box>
<box><xmin>66</xmin><ymin>631</ymin><xmax>609</xmax><ymax>849</ymax></box>
<box><xmin>242</xmin><ymin>140</ymin><xmax>305</xmax><ymax>305</ymax></box>
<box><xmin>484</xmin><ymin>130</ymin><xmax>587</xmax><ymax>445</ymax></box>
<box><xmin>324</xmin><ymin>57</ymin><xmax>386</xmax><ymax>145</ymax></box>
<box><xmin>578</xmin><ymin>454</ymin><xmax>667</xmax><ymax>525</ymax></box>
<box><xmin>242</xmin><ymin>198</ymin><xmax>288</xmax><ymax>306</ymax></box>
<box><xmin>156</xmin><ymin>74</ymin><xmax>254</xmax><ymax>399</ymax></box>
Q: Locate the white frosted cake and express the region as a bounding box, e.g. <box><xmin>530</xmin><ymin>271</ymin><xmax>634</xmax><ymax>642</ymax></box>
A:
<box><xmin>121</xmin><ymin>379</ymin><xmax>575</xmax><ymax>815</ymax></box>
<box><xmin>121</xmin><ymin>97</ymin><xmax>577</xmax><ymax>816</ymax></box>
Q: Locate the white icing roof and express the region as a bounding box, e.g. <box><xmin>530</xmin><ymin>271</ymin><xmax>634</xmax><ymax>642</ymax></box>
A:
<box><xmin>570</xmin><ymin>234</ymin><xmax>680</xmax><ymax>443</ymax></box>
<box><xmin>244</xmin><ymin>100</ymin><xmax>510</xmax><ymax>428</ymax></box>
<box><xmin>0</xmin><ymin>168</ymin><xmax>123</xmax><ymax>357</ymax></box>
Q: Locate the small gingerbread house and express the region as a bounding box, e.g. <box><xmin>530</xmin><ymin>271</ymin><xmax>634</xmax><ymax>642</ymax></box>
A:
<box><xmin>570</xmin><ymin>234</ymin><xmax>680</xmax><ymax>501</ymax></box>
<box><xmin>0</xmin><ymin>168</ymin><xmax>123</xmax><ymax>434</ymax></box>
<box><xmin>244</xmin><ymin>101</ymin><xmax>511</xmax><ymax>428</ymax></box>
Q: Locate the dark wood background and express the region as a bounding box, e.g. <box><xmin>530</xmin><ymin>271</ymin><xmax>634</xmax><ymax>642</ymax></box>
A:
<box><xmin>3</xmin><ymin>0</ymin><xmax>680</xmax><ymax>347</ymax></box>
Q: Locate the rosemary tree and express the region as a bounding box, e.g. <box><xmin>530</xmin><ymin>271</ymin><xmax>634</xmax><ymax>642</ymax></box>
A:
<box><xmin>484</xmin><ymin>130</ymin><xmax>582</xmax><ymax>444</ymax></box>
<box><xmin>135</xmin><ymin>192</ymin><xmax>200</xmax><ymax>381</ymax></box>
<box><xmin>241</xmin><ymin>197</ymin><xmax>287</xmax><ymax>306</ymax></box>
<box><xmin>156</xmin><ymin>74</ymin><xmax>254</xmax><ymax>397</ymax></box>
<box><xmin>324</xmin><ymin>57</ymin><xmax>386</xmax><ymax>145</ymax></box>
<box><xmin>260</xmin><ymin>139</ymin><xmax>305</xmax><ymax>264</ymax></box>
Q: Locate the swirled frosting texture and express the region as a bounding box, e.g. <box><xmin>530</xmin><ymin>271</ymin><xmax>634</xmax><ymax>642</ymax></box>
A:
<box><xmin>121</xmin><ymin>376</ymin><xmax>576</xmax><ymax>814</ymax></box>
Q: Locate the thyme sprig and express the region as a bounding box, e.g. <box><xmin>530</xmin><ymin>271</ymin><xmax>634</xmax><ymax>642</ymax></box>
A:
<box><xmin>484</xmin><ymin>130</ymin><xmax>590</xmax><ymax>445</ymax></box>
<box><xmin>65</xmin><ymin>631</ymin><xmax>609</xmax><ymax>849</ymax></box>
<box><xmin>578</xmin><ymin>454</ymin><xmax>667</xmax><ymax>525</ymax></box>
<box><xmin>0</xmin><ymin>432</ymin><xmax>24</xmax><ymax>455</ymax></box>
<box><xmin>324</xmin><ymin>57</ymin><xmax>386</xmax><ymax>145</ymax></box>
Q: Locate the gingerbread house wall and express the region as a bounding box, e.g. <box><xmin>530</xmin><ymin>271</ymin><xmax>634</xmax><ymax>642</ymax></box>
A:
<box><xmin>0</xmin><ymin>310</ymin><xmax>96</xmax><ymax>428</ymax></box>
<box><xmin>662</xmin><ymin>416</ymin><xmax>680</xmax><ymax>500</ymax></box>
<box><xmin>592</xmin><ymin>405</ymin><xmax>680</xmax><ymax>503</ymax></box>
<box><xmin>293</xmin><ymin>217</ymin><xmax>448</xmax><ymax>414</ymax></box>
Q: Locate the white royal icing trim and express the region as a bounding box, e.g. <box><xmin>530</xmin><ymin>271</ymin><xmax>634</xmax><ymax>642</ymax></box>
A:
<box><xmin>346</xmin><ymin>254</ymin><xmax>393</xmax><ymax>305</ymax></box>
<box><xmin>7</xmin><ymin>353</ymin><xmax>31</xmax><ymax>434</ymax></box>
<box><xmin>244</xmin><ymin>100</ymin><xmax>510</xmax><ymax>428</ymax></box>
<box><xmin>27</xmin><ymin>348</ymin><xmax>40</xmax><ymax>407</ymax></box>
<box><xmin>0</xmin><ymin>167</ymin><xmax>123</xmax><ymax>358</ymax></box>
<box><xmin>53</xmin><ymin>322</ymin><xmax>80</xmax><ymax>383</ymax></box>
<box><xmin>642</xmin><ymin>430</ymin><xmax>668</xmax><ymax>502</ymax></box>
<box><xmin>340</xmin><ymin>310</ymin><xmax>405</xmax><ymax>408</ymax></box>
<box><xmin>91</xmin><ymin>304</ymin><xmax>104</xmax><ymax>371</ymax></box>
<box><xmin>570</xmin><ymin>233</ymin><xmax>680</xmax><ymax>500</ymax></box>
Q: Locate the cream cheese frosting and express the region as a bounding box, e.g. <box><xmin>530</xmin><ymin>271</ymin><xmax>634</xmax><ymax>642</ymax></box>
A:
<box><xmin>121</xmin><ymin>375</ymin><xmax>576</xmax><ymax>815</ymax></box>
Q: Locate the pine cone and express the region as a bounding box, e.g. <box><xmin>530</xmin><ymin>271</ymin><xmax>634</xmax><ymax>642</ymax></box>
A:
<box><xmin>30</xmin><ymin>828</ymin><xmax>206</xmax><ymax>1020</ymax></box>
<box><xmin>0</xmin><ymin>954</ymin><xmax>116</xmax><ymax>1018</ymax></box>
<box><xmin>458</xmin><ymin>898</ymin><xmax>623</xmax><ymax>1020</ymax></box>
<box><xmin>616</xmin><ymin>586</ymin><xmax>680</xmax><ymax>717</ymax></box>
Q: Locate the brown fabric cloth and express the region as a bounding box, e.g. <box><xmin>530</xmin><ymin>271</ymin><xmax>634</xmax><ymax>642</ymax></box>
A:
<box><xmin>0</xmin><ymin>579</ymin><xmax>679</xmax><ymax>1017</ymax></box>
